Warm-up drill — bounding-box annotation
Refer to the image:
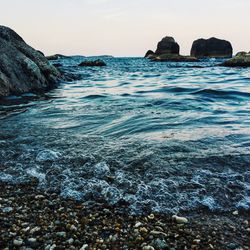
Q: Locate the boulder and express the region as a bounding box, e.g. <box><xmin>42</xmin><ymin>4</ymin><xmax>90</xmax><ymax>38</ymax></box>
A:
<box><xmin>145</xmin><ymin>36</ymin><xmax>198</xmax><ymax>62</ymax></box>
<box><xmin>0</xmin><ymin>25</ymin><xmax>61</xmax><ymax>97</ymax></box>
<box><xmin>78</xmin><ymin>59</ymin><xmax>106</xmax><ymax>67</ymax></box>
<box><xmin>191</xmin><ymin>37</ymin><xmax>233</xmax><ymax>58</ymax></box>
<box><xmin>145</xmin><ymin>50</ymin><xmax>155</xmax><ymax>58</ymax></box>
<box><xmin>221</xmin><ymin>51</ymin><xmax>250</xmax><ymax>67</ymax></box>
<box><xmin>155</xmin><ymin>36</ymin><xmax>180</xmax><ymax>55</ymax></box>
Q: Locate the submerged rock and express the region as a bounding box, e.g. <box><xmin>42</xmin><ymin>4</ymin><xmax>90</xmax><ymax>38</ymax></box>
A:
<box><xmin>191</xmin><ymin>37</ymin><xmax>233</xmax><ymax>58</ymax></box>
<box><xmin>221</xmin><ymin>51</ymin><xmax>250</xmax><ymax>67</ymax></box>
<box><xmin>78</xmin><ymin>59</ymin><xmax>106</xmax><ymax>67</ymax></box>
<box><xmin>155</xmin><ymin>36</ymin><xmax>180</xmax><ymax>55</ymax></box>
<box><xmin>0</xmin><ymin>25</ymin><xmax>61</xmax><ymax>97</ymax></box>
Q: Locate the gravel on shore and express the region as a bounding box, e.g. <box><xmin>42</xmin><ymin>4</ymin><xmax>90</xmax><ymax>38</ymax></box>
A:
<box><xmin>0</xmin><ymin>182</ymin><xmax>249</xmax><ymax>250</ymax></box>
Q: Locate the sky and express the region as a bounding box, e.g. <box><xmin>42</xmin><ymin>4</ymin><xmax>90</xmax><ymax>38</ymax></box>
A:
<box><xmin>1</xmin><ymin>0</ymin><xmax>250</xmax><ymax>57</ymax></box>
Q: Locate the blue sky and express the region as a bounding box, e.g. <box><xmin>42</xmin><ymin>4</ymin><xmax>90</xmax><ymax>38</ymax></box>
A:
<box><xmin>1</xmin><ymin>0</ymin><xmax>250</xmax><ymax>56</ymax></box>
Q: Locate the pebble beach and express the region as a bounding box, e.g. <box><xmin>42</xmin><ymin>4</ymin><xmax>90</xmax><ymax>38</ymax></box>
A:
<box><xmin>1</xmin><ymin>182</ymin><xmax>249</xmax><ymax>250</ymax></box>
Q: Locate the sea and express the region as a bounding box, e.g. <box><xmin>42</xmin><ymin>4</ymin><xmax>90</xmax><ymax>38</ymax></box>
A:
<box><xmin>0</xmin><ymin>56</ymin><xmax>249</xmax><ymax>214</ymax></box>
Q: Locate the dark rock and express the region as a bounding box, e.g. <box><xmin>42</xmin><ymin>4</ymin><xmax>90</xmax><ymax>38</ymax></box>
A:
<box><xmin>221</xmin><ymin>51</ymin><xmax>250</xmax><ymax>67</ymax></box>
<box><xmin>145</xmin><ymin>36</ymin><xmax>198</xmax><ymax>62</ymax></box>
<box><xmin>152</xmin><ymin>54</ymin><xmax>198</xmax><ymax>62</ymax></box>
<box><xmin>78</xmin><ymin>59</ymin><xmax>106</xmax><ymax>67</ymax></box>
<box><xmin>145</xmin><ymin>50</ymin><xmax>155</xmax><ymax>58</ymax></box>
<box><xmin>155</xmin><ymin>36</ymin><xmax>180</xmax><ymax>55</ymax></box>
<box><xmin>46</xmin><ymin>54</ymin><xmax>69</xmax><ymax>60</ymax></box>
<box><xmin>0</xmin><ymin>25</ymin><xmax>61</xmax><ymax>97</ymax></box>
<box><xmin>191</xmin><ymin>37</ymin><xmax>233</xmax><ymax>58</ymax></box>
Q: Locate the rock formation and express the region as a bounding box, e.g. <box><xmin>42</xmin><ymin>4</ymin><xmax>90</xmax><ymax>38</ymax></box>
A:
<box><xmin>155</xmin><ymin>36</ymin><xmax>180</xmax><ymax>55</ymax></box>
<box><xmin>145</xmin><ymin>36</ymin><xmax>198</xmax><ymax>62</ymax></box>
<box><xmin>221</xmin><ymin>52</ymin><xmax>250</xmax><ymax>67</ymax></box>
<box><xmin>0</xmin><ymin>26</ymin><xmax>61</xmax><ymax>97</ymax></box>
<box><xmin>191</xmin><ymin>37</ymin><xmax>233</xmax><ymax>58</ymax></box>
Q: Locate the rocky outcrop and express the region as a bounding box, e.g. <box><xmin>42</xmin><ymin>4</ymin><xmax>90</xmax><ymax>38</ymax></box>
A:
<box><xmin>221</xmin><ymin>52</ymin><xmax>250</xmax><ymax>67</ymax></box>
<box><xmin>155</xmin><ymin>36</ymin><xmax>180</xmax><ymax>55</ymax></box>
<box><xmin>145</xmin><ymin>36</ymin><xmax>198</xmax><ymax>62</ymax></box>
<box><xmin>0</xmin><ymin>26</ymin><xmax>61</xmax><ymax>97</ymax></box>
<box><xmin>78</xmin><ymin>59</ymin><xmax>106</xmax><ymax>67</ymax></box>
<box><xmin>191</xmin><ymin>37</ymin><xmax>233</xmax><ymax>58</ymax></box>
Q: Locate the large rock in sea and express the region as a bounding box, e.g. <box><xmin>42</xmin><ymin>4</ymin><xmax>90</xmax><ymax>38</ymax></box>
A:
<box><xmin>0</xmin><ymin>26</ymin><xmax>61</xmax><ymax>97</ymax></box>
<box><xmin>145</xmin><ymin>36</ymin><xmax>198</xmax><ymax>62</ymax></box>
<box><xmin>191</xmin><ymin>37</ymin><xmax>233</xmax><ymax>58</ymax></box>
<box><xmin>221</xmin><ymin>52</ymin><xmax>250</xmax><ymax>67</ymax></box>
<box><xmin>155</xmin><ymin>36</ymin><xmax>180</xmax><ymax>55</ymax></box>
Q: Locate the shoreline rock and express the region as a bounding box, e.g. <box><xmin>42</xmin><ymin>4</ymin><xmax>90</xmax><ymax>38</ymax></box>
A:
<box><xmin>191</xmin><ymin>37</ymin><xmax>233</xmax><ymax>58</ymax></box>
<box><xmin>0</xmin><ymin>26</ymin><xmax>61</xmax><ymax>97</ymax></box>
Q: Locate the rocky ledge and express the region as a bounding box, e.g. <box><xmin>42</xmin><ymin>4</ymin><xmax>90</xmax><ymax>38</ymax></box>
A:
<box><xmin>0</xmin><ymin>26</ymin><xmax>61</xmax><ymax>97</ymax></box>
<box><xmin>221</xmin><ymin>52</ymin><xmax>250</xmax><ymax>67</ymax></box>
<box><xmin>0</xmin><ymin>182</ymin><xmax>249</xmax><ymax>250</ymax></box>
<box><xmin>145</xmin><ymin>36</ymin><xmax>198</xmax><ymax>62</ymax></box>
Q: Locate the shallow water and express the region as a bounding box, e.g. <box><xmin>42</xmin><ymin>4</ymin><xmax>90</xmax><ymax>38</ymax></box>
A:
<box><xmin>0</xmin><ymin>57</ymin><xmax>250</xmax><ymax>214</ymax></box>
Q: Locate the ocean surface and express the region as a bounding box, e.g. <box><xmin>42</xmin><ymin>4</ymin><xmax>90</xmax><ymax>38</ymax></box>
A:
<box><xmin>0</xmin><ymin>56</ymin><xmax>250</xmax><ymax>214</ymax></box>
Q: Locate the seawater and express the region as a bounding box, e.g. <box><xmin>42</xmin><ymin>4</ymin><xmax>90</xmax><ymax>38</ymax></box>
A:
<box><xmin>0</xmin><ymin>56</ymin><xmax>250</xmax><ymax>214</ymax></box>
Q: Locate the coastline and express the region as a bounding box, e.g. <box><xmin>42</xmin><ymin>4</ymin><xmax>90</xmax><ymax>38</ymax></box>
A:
<box><xmin>1</xmin><ymin>182</ymin><xmax>249</xmax><ymax>250</ymax></box>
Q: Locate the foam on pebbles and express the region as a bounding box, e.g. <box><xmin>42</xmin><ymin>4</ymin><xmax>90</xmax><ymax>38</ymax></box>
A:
<box><xmin>1</xmin><ymin>183</ymin><xmax>250</xmax><ymax>249</ymax></box>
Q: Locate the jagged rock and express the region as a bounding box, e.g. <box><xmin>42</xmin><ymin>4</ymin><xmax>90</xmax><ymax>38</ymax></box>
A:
<box><xmin>221</xmin><ymin>51</ymin><xmax>250</xmax><ymax>67</ymax></box>
<box><xmin>191</xmin><ymin>37</ymin><xmax>233</xmax><ymax>58</ymax></box>
<box><xmin>155</xmin><ymin>36</ymin><xmax>180</xmax><ymax>55</ymax></box>
<box><xmin>0</xmin><ymin>25</ymin><xmax>61</xmax><ymax>97</ymax></box>
<box><xmin>78</xmin><ymin>59</ymin><xmax>106</xmax><ymax>67</ymax></box>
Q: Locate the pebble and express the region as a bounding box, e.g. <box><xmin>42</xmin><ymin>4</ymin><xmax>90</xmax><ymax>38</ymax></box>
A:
<box><xmin>80</xmin><ymin>244</ymin><xmax>88</xmax><ymax>250</ymax></box>
<box><xmin>56</xmin><ymin>231</ymin><xmax>66</xmax><ymax>238</ymax></box>
<box><xmin>232</xmin><ymin>211</ymin><xmax>239</xmax><ymax>216</ymax></box>
<box><xmin>67</xmin><ymin>238</ymin><xmax>74</xmax><ymax>244</ymax></box>
<box><xmin>30</xmin><ymin>226</ymin><xmax>41</xmax><ymax>234</ymax></box>
<box><xmin>13</xmin><ymin>239</ymin><xmax>23</xmax><ymax>246</ymax></box>
<box><xmin>70</xmin><ymin>224</ymin><xmax>77</xmax><ymax>231</ymax></box>
<box><xmin>140</xmin><ymin>227</ymin><xmax>148</xmax><ymax>234</ymax></box>
<box><xmin>172</xmin><ymin>215</ymin><xmax>188</xmax><ymax>224</ymax></box>
<box><xmin>28</xmin><ymin>238</ymin><xmax>37</xmax><ymax>243</ymax></box>
<box><xmin>135</xmin><ymin>222</ymin><xmax>143</xmax><ymax>228</ymax></box>
<box><xmin>142</xmin><ymin>246</ymin><xmax>155</xmax><ymax>250</ymax></box>
<box><xmin>148</xmin><ymin>214</ymin><xmax>155</xmax><ymax>220</ymax></box>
